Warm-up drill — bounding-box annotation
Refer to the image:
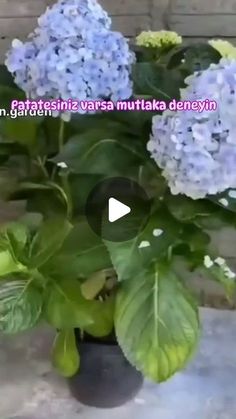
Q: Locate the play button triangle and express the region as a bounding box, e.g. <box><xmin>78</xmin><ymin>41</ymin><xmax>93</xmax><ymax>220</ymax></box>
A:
<box><xmin>108</xmin><ymin>197</ymin><xmax>131</xmax><ymax>223</ymax></box>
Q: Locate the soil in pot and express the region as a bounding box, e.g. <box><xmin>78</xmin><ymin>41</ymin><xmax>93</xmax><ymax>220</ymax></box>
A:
<box><xmin>68</xmin><ymin>331</ymin><xmax>144</xmax><ymax>408</ymax></box>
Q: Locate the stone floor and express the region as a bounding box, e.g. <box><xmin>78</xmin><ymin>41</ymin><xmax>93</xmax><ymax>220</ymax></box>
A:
<box><xmin>1</xmin><ymin>308</ymin><xmax>236</xmax><ymax>419</ymax></box>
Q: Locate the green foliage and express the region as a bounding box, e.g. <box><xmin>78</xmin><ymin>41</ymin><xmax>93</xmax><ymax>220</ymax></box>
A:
<box><xmin>166</xmin><ymin>43</ymin><xmax>221</xmax><ymax>74</ymax></box>
<box><xmin>52</xmin><ymin>128</ymin><xmax>147</xmax><ymax>176</ymax></box>
<box><xmin>132</xmin><ymin>62</ymin><xmax>183</xmax><ymax>100</ymax></box>
<box><xmin>115</xmin><ymin>263</ymin><xmax>199</xmax><ymax>382</ymax></box>
<box><xmin>0</xmin><ymin>278</ymin><xmax>43</xmax><ymax>333</ymax></box>
<box><xmin>0</xmin><ymin>38</ymin><xmax>233</xmax><ymax>385</ymax></box>
<box><xmin>105</xmin><ymin>209</ymin><xmax>182</xmax><ymax>280</ymax></box>
<box><xmin>52</xmin><ymin>329</ymin><xmax>80</xmax><ymax>377</ymax></box>
<box><xmin>28</xmin><ymin>217</ymin><xmax>72</xmax><ymax>268</ymax></box>
<box><xmin>45</xmin><ymin>279</ymin><xmax>94</xmax><ymax>329</ymax></box>
<box><xmin>41</xmin><ymin>220</ymin><xmax>112</xmax><ymax>279</ymax></box>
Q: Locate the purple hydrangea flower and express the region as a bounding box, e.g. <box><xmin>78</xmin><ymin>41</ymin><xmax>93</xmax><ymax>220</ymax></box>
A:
<box><xmin>147</xmin><ymin>59</ymin><xmax>236</xmax><ymax>199</ymax></box>
<box><xmin>5</xmin><ymin>0</ymin><xmax>134</xmax><ymax>119</ymax></box>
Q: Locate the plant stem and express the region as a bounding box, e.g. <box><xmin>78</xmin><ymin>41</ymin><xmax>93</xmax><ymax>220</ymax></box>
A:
<box><xmin>61</xmin><ymin>175</ymin><xmax>73</xmax><ymax>219</ymax></box>
<box><xmin>57</xmin><ymin>119</ymin><xmax>73</xmax><ymax>218</ymax></box>
<box><xmin>36</xmin><ymin>156</ymin><xmax>49</xmax><ymax>178</ymax></box>
<box><xmin>58</xmin><ymin>119</ymin><xmax>65</xmax><ymax>152</ymax></box>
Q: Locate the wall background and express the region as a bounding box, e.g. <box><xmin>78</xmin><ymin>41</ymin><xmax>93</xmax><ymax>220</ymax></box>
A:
<box><xmin>0</xmin><ymin>0</ymin><xmax>236</xmax><ymax>61</ymax></box>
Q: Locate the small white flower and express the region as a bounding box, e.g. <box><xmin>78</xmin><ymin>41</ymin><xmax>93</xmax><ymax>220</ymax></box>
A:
<box><xmin>153</xmin><ymin>229</ymin><xmax>163</xmax><ymax>237</ymax></box>
<box><xmin>214</xmin><ymin>257</ymin><xmax>225</xmax><ymax>266</ymax></box>
<box><xmin>204</xmin><ymin>255</ymin><xmax>214</xmax><ymax>268</ymax></box>
<box><xmin>228</xmin><ymin>190</ymin><xmax>236</xmax><ymax>199</ymax></box>
<box><xmin>138</xmin><ymin>241</ymin><xmax>150</xmax><ymax>249</ymax></box>
<box><xmin>219</xmin><ymin>198</ymin><xmax>229</xmax><ymax>207</ymax></box>
<box><xmin>57</xmin><ymin>161</ymin><xmax>68</xmax><ymax>169</ymax></box>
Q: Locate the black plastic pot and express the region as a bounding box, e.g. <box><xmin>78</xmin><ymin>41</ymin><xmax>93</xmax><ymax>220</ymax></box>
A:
<box><xmin>68</xmin><ymin>336</ymin><xmax>144</xmax><ymax>408</ymax></box>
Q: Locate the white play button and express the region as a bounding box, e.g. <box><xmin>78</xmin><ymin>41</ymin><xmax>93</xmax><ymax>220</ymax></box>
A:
<box><xmin>108</xmin><ymin>197</ymin><xmax>131</xmax><ymax>223</ymax></box>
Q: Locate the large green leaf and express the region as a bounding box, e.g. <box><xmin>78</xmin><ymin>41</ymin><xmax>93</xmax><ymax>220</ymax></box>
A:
<box><xmin>115</xmin><ymin>264</ymin><xmax>199</xmax><ymax>382</ymax></box>
<box><xmin>105</xmin><ymin>209</ymin><xmax>182</xmax><ymax>280</ymax></box>
<box><xmin>52</xmin><ymin>129</ymin><xmax>145</xmax><ymax>176</ymax></box>
<box><xmin>184</xmin><ymin>44</ymin><xmax>221</xmax><ymax>73</ymax></box>
<box><xmin>25</xmin><ymin>190</ymin><xmax>67</xmax><ymax>218</ymax></box>
<box><xmin>69</xmin><ymin>174</ymin><xmax>104</xmax><ymax>214</ymax></box>
<box><xmin>28</xmin><ymin>217</ymin><xmax>72</xmax><ymax>268</ymax></box>
<box><xmin>166</xmin><ymin>195</ymin><xmax>215</xmax><ymax>222</ymax></box>
<box><xmin>0</xmin><ymin>278</ymin><xmax>43</xmax><ymax>333</ymax></box>
<box><xmin>2</xmin><ymin>117</ymin><xmax>42</xmax><ymax>151</ymax></box>
<box><xmin>41</xmin><ymin>220</ymin><xmax>111</xmax><ymax>279</ymax></box>
<box><xmin>180</xmin><ymin>225</ymin><xmax>211</xmax><ymax>253</ymax></box>
<box><xmin>45</xmin><ymin>279</ymin><xmax>94</xmax><ymax>329</ymax></box>
<box><xmin>132</xmin><ymin>62</ymin><xmax>183</xmax><ymax>100</ymax></box>
<box><xmin>52</xmin><ymin>329</ymin><xmax>80</xmax><ymax>377</ymax></box>
<box><xmin>208</xmin><ymin>189</ymin><xmax>236</xmax><ymax>213</ymax></box>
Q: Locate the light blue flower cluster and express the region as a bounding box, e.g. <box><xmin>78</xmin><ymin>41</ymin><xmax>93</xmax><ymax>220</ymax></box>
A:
<box><xmin>148</xmin><ymin>59</ymin><xmax>236</xmax><ymax>199</ymax></box>
<box><xmin>5</xmin><ymin>0</ymin><xmax>134</xmax><ymax>120</ymax></box>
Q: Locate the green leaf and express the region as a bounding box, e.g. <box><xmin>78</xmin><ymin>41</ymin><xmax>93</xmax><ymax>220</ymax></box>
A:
<box><xmin>0</xmin><ymin>250</ymin><xmax>23</xmax><ymax>276</ymax></box>
<box><xmin>132</xmin><ymin>62</ymin><xmax>183</xmax><ymax>100</ymax></box>
<box><xmin>166</xmin><ymin>195</ymin><xmax>215</xmax><ymax>221</ymax></box>
<box><xmin>166</xmin><ymin>45</ymin><xmax>189</xmax><ymax>69</ymax></box>
<box><xmin>2</xmin><ymin>117</ymin><xmax>41</xmax><ymax>150</ymax></box>
<box><xmin>208</xmin><ymin>189</ymin><xmax>236</xmax><ymax>213</ymax></box>
<box><xmin>105</xmin><ymin>209</ymin><xmax>182</xmax><ymax>280</ymax></box>
<box><xmin>184</xmin><ymin>44</ymin><xmax>221</xmax><ymax>73</ymax></box>
<box><xmin>81</xmin><ymin>271</ymin><xmax>106</xmax><ymax>300</ymax></box>
<box><xmin>41</xmin><ymin>220</ymin><xmax>111</xmax><ymax>279</ymax></box>
<box><xmin>15</xmin><ymin>181</ymin><xmax>70</xmax><ymax>216</ymax></box>
<box><xmin>0</xmin><ymin>85</ymin><xmax>25</xmax><ymax>110</ymax></box>
<box><xmin>84</xmin><ymin>296</ymin><xmax>115</xmax><ymax>338</ymax></box>
<box><xmin>25</xmin><ymin>190</ymin><xmax>67</xmax><ymax>218</ymax></box>
<box><xmin>29</xmin><ymin>217</ymin><xmax>72</xmax><ymax>268</ymax></box>
<box><xmin>52</xmin><ymin>329</ymin><xmax>80</xmax><ymax>377</ymax></box>
<box><xmin>0</xmin><ymin>221</ymin><xmax>29</xmax><ymax>266</ymax></box>
<box><xmin>0</xmin><ymin>65</ymin><xmax>17</xmax><ymax>88</ymax></box>
<box><xmin>52</xmin><ymin>129</ymin><xmax>145</xmax><ymax>176</ymax></box>
<box><xmin>201</xmin><ymin>256</ymin><xmax>236</xmax><ymax>299</ymax></box>
<box><xmin>69</xmin><ymin>174</ymin><xmax>104</xmax><ymax>214</ymax></box>
<box><xmin>0</xmin><ymin>278</ymin><xmax>43</xmax><ymax>333</ymax></box>
<box><xmin>16</xmin><ymin>182</ymin><xmax>53</xmax><ymax>192</ymax></box>
<box><xmin>45</xmin><ymin>279</ymin><xmax>94</xmax><ymax>329</ymax></box>
<box><xmin>115</xmin><ymin>264</ymin><xmax>199</xmax><ymax>382</ymax></box>
<box><xmin>194</xmin><ymin>212</ymin><xmax>236</xmax><ymax>230</ymax></box>
<box><xmin>181</xmin><ymin>225</ymin><xmax>211</xmax><ymax>252</ymax></box>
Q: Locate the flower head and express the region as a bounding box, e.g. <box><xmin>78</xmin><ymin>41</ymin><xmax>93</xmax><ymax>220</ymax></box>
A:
<box><xmin>147</xmin><ymin>58</ymin><xmax>236</xmax><ymax>199</ymax></box>
<box><xmin>5</xmin><ymin>0</ymin><xmax>134</xmax><ymax>117</ymax></box>
<box><xmin>209</xmin><ymin>39</ymin><xmax>236</xmax><ymax>59</ymax></box>
<box><xmin>136</xmin><ymin>30</ymin><xmax>182</xmax><ymax>49</ymax></box>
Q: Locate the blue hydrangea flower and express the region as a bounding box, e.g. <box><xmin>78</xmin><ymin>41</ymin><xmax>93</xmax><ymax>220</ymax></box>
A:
<box><xmin>147</xmin><ymin>59</ymin><xmax>236</xmax><ymax>199</ymax></box>
<box><xmin>5</xmin><ymin>0</ymin><xmax>134</xmax><ymax>119</ymax></box>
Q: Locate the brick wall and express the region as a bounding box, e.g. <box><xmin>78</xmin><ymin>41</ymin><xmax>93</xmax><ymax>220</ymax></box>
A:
<box><xmin>1</xmin><ymin>0</ymin><xmax>236</xmax><ymax>61</ymax></box>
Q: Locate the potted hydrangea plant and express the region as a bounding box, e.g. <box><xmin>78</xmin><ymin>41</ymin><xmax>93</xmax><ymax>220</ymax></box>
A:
<box><xmin>0</xmin><ymin>0</ymin><xmax>236</xmax><ymax>409</ymax></box>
